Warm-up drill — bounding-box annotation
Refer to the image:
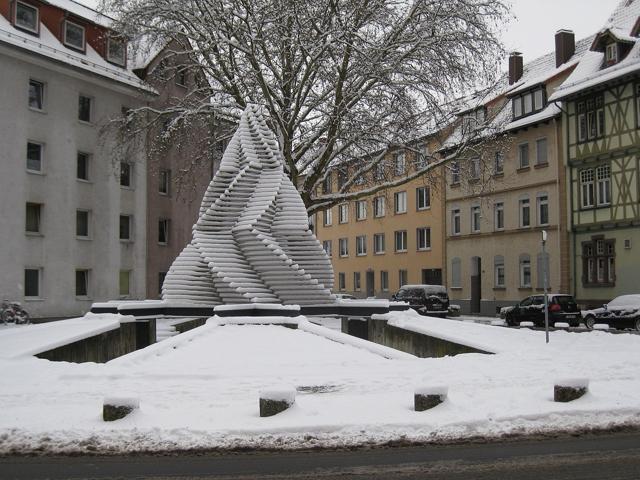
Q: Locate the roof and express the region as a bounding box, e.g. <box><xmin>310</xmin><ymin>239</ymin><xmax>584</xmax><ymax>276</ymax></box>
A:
<box><xmin>550</xmin><ymin>0</ymin><xmax>640</xmax><ymax>101</ymax></box>
<box><xmin>44</xmin><ymin>0</ymin><xmax>114</xmax><ymax>28</ymax></box>
<box><xmin>0</xmin><ymin>13</ymin><xmax>155</xmax><ymax>93</ymax></box>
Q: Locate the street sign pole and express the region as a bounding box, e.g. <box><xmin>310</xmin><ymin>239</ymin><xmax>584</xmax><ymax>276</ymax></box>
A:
<box><xmin>542</xmin><ymin>230</ymin><xmax>549</xmax><ymax>344</ymax></box>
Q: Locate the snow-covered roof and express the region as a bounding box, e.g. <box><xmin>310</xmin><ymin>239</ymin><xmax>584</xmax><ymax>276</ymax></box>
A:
<box><xmin>129</xmin><ymin>35</ymin><xmax>168</xmax><ymax>71</ymax></box>
<box><xmin>550</xmin><ymin>0</ymin><xmax>640</xmax><ymax>101</ymax></box>
<box><xmin>44</xmin><ymin>0</ymin><xmax>114</xmax><ymax>28</ymax></box>
<box><xmin>0</xmin><ymin>14</ymin><xmax>155</xmax><ymax>93</ymax></box>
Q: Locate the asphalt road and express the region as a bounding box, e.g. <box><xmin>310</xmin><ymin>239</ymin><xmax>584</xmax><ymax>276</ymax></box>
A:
<box><xmin>2</xmin><ymin>431</ymin><xmax>640</xmax><ymax>480</ymax></box>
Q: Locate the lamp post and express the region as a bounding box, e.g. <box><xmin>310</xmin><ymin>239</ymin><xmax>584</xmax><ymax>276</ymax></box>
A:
<box><xmin>542</xmin><ymin>230</ymin><xmax>549</xmax><ymax>344</ymax></box>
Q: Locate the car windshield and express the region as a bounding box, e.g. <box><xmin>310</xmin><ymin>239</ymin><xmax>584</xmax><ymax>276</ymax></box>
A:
<box><xmin>395</xmin><ymin>288</ymin><xmax>424</xmax><ymax>299</ymax></box>
<box><xmin>609</xmin><ymin>295</ymin><xmax>640</xmax><ymax>307</ymax></box>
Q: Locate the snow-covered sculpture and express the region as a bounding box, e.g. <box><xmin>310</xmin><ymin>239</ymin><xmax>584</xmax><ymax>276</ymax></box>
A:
<box><xmin>162</xmin><ymin>105</ymin><xmax>335</xmax><ymax>305</ymax></box>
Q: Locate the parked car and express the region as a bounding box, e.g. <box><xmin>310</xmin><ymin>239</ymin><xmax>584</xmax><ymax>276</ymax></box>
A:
<box><xmin>334</xmin><ymin>293</ymin><xmax>357</xmax><ymax>300</ymax></box>
<box><xmin>502</xmin><ymin>294</ymin><xmax>580</xmax><ymax>327</ymax></box>
<box><xmin>391</xmin><ymin>284</ymin><xmax>449</xmax><ymax>317</ymax></box>
<box><xmin>582</xmin><ymin>294</ymin><xmax>640</xmax><ymax>331</ymax></box>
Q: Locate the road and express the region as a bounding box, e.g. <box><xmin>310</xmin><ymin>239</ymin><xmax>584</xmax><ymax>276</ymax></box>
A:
<box><xmin>2</xmin><ymin>431</ymin><xmax>640</xmax><ymax>479</ymax></box>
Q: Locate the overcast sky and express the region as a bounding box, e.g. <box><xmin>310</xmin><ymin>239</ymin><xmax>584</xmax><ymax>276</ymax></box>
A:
<box><xmin>503</xmin><ymin>0</ymin><xmax>621</xmax><ymax>62</ymax></box>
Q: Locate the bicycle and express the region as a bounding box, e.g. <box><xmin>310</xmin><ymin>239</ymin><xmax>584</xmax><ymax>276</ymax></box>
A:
<box><xmin>1</xmin><ymin>300</ymin><xmax>30</xmax><ymax>325</ymax></box>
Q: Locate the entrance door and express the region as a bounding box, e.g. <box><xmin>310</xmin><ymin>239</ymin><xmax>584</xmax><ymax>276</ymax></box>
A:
<box><xmin>470</xmin><ymin>257</ymin><xmax>482</xmax><ymax>314</ymax></box>
<box><xmin>366</xmin><ymin>270</ymin><xmax>375</xmax><ymax>297</ymax></box>
<box><xmin>421</xmin><ymin>268</ymin><xmax>442</xmax><ymax>285</ymax></box>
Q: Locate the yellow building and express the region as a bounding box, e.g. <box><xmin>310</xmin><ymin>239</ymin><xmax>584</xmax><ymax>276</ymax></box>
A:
<box><xmin>314</xmin><ymin>139</ymin><xmax>446</xmax><ymax>298</ymax></box>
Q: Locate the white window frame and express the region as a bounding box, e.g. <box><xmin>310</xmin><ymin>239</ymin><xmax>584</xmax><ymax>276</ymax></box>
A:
<box><xmin>373</xmin><ymin>196</ymin><xmax>385</xmax><ymax>217</ymax></box>
<box><xmin>452</xmin><ymin>208</ymin><xmax>461</xmax><ymax>235</ymax></box>
<box><xmin>338</xmin><ymin>238</ymin><xmax>348</xmax><ymax>257</ymax></box>
<box><xmin>596</xmin><ymin>165</ymin><xmax>611</xmax><ymax>206</ymax></box>
<box><xmin>63</xmin><ymin>20</ymin><xmax>86</xmax><ymax>51</ymax></box>
<box><xmin>394</xmin><ymin>152</ymin><xmax>405</xmax><ymax>175</ymax></box>
<box><xmin>394</xmin><ymin>230</ymin><xmax>407</xmax><ymax>252</ymax></box>
<box><xmin>353</xmin><ymin>272</ymin><xmax>361</xmax><ymax>291</ymax></box>
<box><xmin>394</xmin><ymin>191</ymin><xmax>407</xmax><ymax>214</ymax></box>
<box><xmin>518</xmin><ymin>143</ymin><xmax>529</xmax><ymax>169</ymax></box>
<box><xmin>28</xmin><ymin>79</ymin><xmax>44</xmax><ymax>110</ymax></box>
<box><xmin>536</xmin><ymin>137</ymin><xmax>548</xmax><ymax>165</ymax></box>
<box><xmin>471</xmin><ymin>205</ymin><xmax>481</xmax><ymax>233</ymax></box>
<box><xmin>373</xmin><ymin>233</ymin><xmax>385</xmax><ymax>254</ymax></box>
<box><xmin>451</xmin><ymin>161</ymin><xmax>460</xmax><ymax>184</ymax></box>
<box><xmin>107</xmin><ymin>37</ymin><xmax>126</xmax><ymax>66</ymax></box>
<box><xmin>322</xmin><ymin>240</ymin><xmax>332</xmax><ymax>257</ymax></box>
<box><xmin>494</xmin><ymin>202</ymin><xmax>504</xmax><ymax>231</ymax></box>
<box><xmin>519</xmin><ymin>256</ymin><xmax>531</xmax><ymax>288</ymax></box>
<box><xmin>580</xmin><ymin>169</ymin><xmax>595</xmax><ymax>208</ymax></box>
<box><xmin>14</xmin><ymin>1</ymin><xmax>39</xmax><ymax>34</ymax></box>
<box><xmin>398</xmin><ymin>269</ymin><xmax>408</xmax><ymax>288</ymax></box>
<box><xmin>338</xmin><ymin>272</ymin><xmax>346</xmax><ymax>291</ymax></box>
<box><xmin>338</xmin><ymin>204</ymin><xmax>349</xmax><ymax>223</ymax></box>
<box><xmin>380</xmin><ymin>271</ymin><xmax>389</xmax><ymax>291</ymax></box>
<box><xmin>416</xmin><ymin>186</ymin><xmax>430</xmax><ymax>210</ymax></box>
<box><xmin>494</xmin><ymin>151</ymin><xmax>504</xmax><ymax>175</ymax></box>
<box><xmin>417</xmin><ymin>227</ymin><xmax>431</xmax><ymax>251</ymax></box>
<box><xmin>356</xmin><ymin>235</ymin><xmax>367</xmax><ymax>256</ymax></box>
<box><xmin>355</xmin><ymin>200</ymin><xmax>367</xmax><ymax>221</ymax></box>
<box><xmin>323</xmin><ymin>208</ymin><xmax>333</xmax><ymax>226</ymax></box>
<box><xmin>519</xmin><ymin>197</ymin><xmax>531</xmax><ymax>228</ymax></box>
<box><xmin>537</xmin><ymin>194</ymin><xmax>549</xmax><ymax>226</ymax></box>
<box><xmin>494</xmin><ymin>256</ymin><xmax>505</xmax><ymax>288</ymax></box>
<box><xmin>606</xmin><ymin>43</ymin><xmax>618</xmax><ymax>63</ymax></box>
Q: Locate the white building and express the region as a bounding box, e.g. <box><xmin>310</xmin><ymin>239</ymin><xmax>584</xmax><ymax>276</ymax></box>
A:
<box><xmin>0</xmin><ymin>0</ymin><xmax>155</xmax><ymax>318</ymax></box>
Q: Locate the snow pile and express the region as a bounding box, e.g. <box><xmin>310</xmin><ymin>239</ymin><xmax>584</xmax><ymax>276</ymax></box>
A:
<box><xmin>554</xmin><ymin>378</ymin><xmax>589</xmax><ymax>389</ymax></box>
<box><xmin>260</xmin><ymin>387</ymin><xmax>296</xmax><ymax>404</ymax></box>
<box><xmin>1</xmin><ymin>310</ymin><xmax>640</xmax><ymax>453</ymax></box>
<box><xmin>414</xmin><ymin>385</ymin><xmax>448</xmax><ymax>396</ymax></box>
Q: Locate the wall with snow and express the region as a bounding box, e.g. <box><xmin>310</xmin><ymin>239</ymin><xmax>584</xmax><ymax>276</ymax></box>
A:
<box><xmin>162</xmin><ymin>105</ymin><xmax>335</xmax><ymax>305</ymax></box>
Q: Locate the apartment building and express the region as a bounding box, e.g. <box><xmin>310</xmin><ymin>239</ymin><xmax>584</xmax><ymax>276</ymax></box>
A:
<box><xmin>0</xmin><ymin>0</ymin><xmax>154</xmax><ymax>318</ymax></box>
<box><xmin>314</xmin><ymin>139</ymin><xmax>446</xmax><ymax>299</ymax></box>
<box><xmin>550</xmin><ymin>0</ymin><xmax>640</xmax><ymax>306</ymax></box>
<box><xmin>442</xmin><ymin>31</ymin><xmax>593</xmax><ymax>315</ymax></box>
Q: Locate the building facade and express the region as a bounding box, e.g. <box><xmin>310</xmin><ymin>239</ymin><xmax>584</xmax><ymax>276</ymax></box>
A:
<box><xmin>314</xmin><ymin>140</ymin><xmax>446</xmax><ymax>299</ymax></box>
<box><xmin>0</xmin><ymin>0</ymin><xmax>154</xmax><ymax>318</ymax></box>
<box><xmin>551</xmin><ymin>0</ymin><xmax>640</xmax><ymax>306</ymax></box>
<box><xmin>443</xmin><ymin>31</ymin><xmax>592</xmax><ymax>314</ymax></box>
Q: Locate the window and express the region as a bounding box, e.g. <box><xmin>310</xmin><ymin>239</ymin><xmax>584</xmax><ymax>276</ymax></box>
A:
<box><xmin>353</xmin><ymin>272</ymin><xmax>361</xmax><ymax>291</ymax></box>
<box><xmin>471</xmin><ymin>205</ymin><xmax>481</xmax><ymax>233</ymax></box>
<box><xmin>534</xmin><ymin>89</ymin><xmax>544</xmax><ymax>111</ymax></box>
<box><xmin>24</xmin><ymin>269</ymin><xmax>40</xmax><ymax>298</ymax></box>
<box><xmin>26</xmin><ymin>203</ymin><xmax>41</xmax><ymax>233</ymax></box>
<box><xmin>519</xmin><ymin>254</ymin><xmax>531</xmax><ymax>288</ymax></box>
<box><xmin>582</xmin><ymin>237</ymin><xmax>615</xmax><ymax>286</ymax></box>
<box><xmin>107</xmin><ymin>37</ymin><xmax>126</xmax><ymax>66</ymax></box>
<box><xmin>417</xmin><ymin>227</ymin><xmax>431</xmax><ymax>250</ymax></box>
<box><xmin>338</xmin><ymin>272</ymin><xmax>346</xmax><ymax>291</ymax></box>
<box><xmin>323</xmin><ymin>208</ymin><xmax>333</xmax><ymax>226</ymax></box>
<box><xmin>537</xmin><ymin>194</ymin><xmax>549</xmax><ymax>226</ymax></box>
<box><xmin>451</xmin><ymin>258</ymin><xmax>461</xmax><ymax>288</ymax></box>
<box><xmin>119</xmin><ymin>270</ymin><xmax>131</xmax><ymax>297</ymax></box>
<box><xmin>580</xmin><ymin>169</ymin><xmax>595</xmax><ymax>208</ymax></box>
<box><xmin>512</xmin><ymin>87</ymin><xmax>545</xmax><ymax>120</ymax></box>
<box><xmin>322</xmin><ymin>173</ymin><xmax>332</xmax><ymax>194</ymax></box>
<box><xmin>355</xmin><ymin>200</ymin><xmax>367</xmax><ymax>220</ymax></box>
<box><xmin>416</xmin><ymin>186</ymin><xmax>430</xmax><ymax>210</ymax></box>
<box><xmin>373</xmin><ymin>196</ymin><xmax>385</xmax><ymax>217</ymax></box>
<box><xmin>374</xmin><ymin>160</ymin><xmax>385</xmax><ymax>180</ymax></box>
<box><xmin>158</xmin><ymin>219</ymin><xmax>170</xmax><ymax>244</ymax></box>
<box><xmin>176</xmin><ymin>68</ymin><xmax>188</xmax><ymax>86</ymax></box>
<box><xmin>494</xmin><ymin>151</ymin><xmax>504</xmax><ymax>175</ymax></box>
<box><xmin>416</xmin><ymin>144</ymin><xmax>429</xmax><ymax>169</ymax></box>
<box><xmin>28</xmin><ymin>79</ymin><xmax>43</xmax><ymax>110</ymax></box>
<box><xmin>399</xmin><ymin>269</ymin><xmax>408</xmax><ymax>288</ymax></box>
<box><xmin>518</xmin><ymin>143</ymin><xmax>529</xmax><ymax>169</ymax></box>
<box><xmin>64</xmin><ymin>20</ymin><xmax>85</xmax><ymax>50</ymax></box>
<box><xmin>536</xmin><ymin>252</ymin><xmax>550</xmax><ymax>289</ymax></box>
<box><xmin>394</xmin><ymin>191</ymin><xmax>407</xmax><ymax>214</ymax></box>
<box><xmin>394</xmin><ymin>152</ymin><xmax>405</xmax><ymax>175</ymax></box>
<box><xmin>78</xmin><ymin>95</ymin><xmax>92</xmax><ymax>122</ymax></box>
<box><xmin>577</xmin><ymin>95</ymin><xmax>605</xmax><ymax>142</ymax></box>
<box><xmin>77</xmin><ymin>152</ymin><xmax>90</xmax><ymax>181</ymax></box>
<box><xmin>337</xmin><ymin>167</ymin><xmax>348</xmax><ymax>189</ymax></box>
<box><xmin>452</xmin><ymin>208</ymin><xmax>461</xmax><ymax>235</ymax></box>
<box><xmin>536</xmin><ymin>137</ymin><xmax>548</xmax><ymax>165</ymax></box>
<box><xmin>356</xmin><ymin>235</ymin><xmax>367</xmax><ymax>256</ymax></box>
<box><xmin>15</xmin><ymin>1</ymin><xmax>38</xmax><ymax>33</ymax></box>
<box><xmin>513</xmin><ymin>97</ymin><xmax>523</xmax><ymax>118</ymax></box>
<box><xmin>494</xmin><ymin>256</ymin><xmax>505</xmax><ymax>288</ymax></box>
<box><xmin>75</xmin><ymin>269</ymin><xmax>89</xmax><ymax>297</ymax></box>
<box><xmin>119</xmin><ymin>215</ymin><xmax>132</xmax><ymax>240</ymax></box>
<box><xmin>76</xmin><ymin>210</ymin><xmax>90</xmax><ymax>238</ymax></box>
<box><xmin>451</xmin><ymin>161</ymin><xmax>460</xmax><ymax>184</ymax></box>
<box><xmin>322</xmin><ymin>240</ymin><xmax>332</xmax><ymax>257</ymax></box>
<box><xmin>494</xmin><ymin>202</ymin><xmax>504</xmax><ymax>230</ymax></box>
<box><xmin>26</xmin><ymin>142</ymin><xmax>42</xmax><ymax>172</ymax></box>
<box><xmin>519</xmin><ymin>197</ymin><xmax>530</xmax><ymax>227</ymax></box>
<box><xmin>470</xmin><ymin>157</ymin><xmax>480</xmax><ymax>179</ymax></box>
<box><xmin>158</xmin><ymin>272</ymin><xmax>167</xmax><ymax>296</ymax></box>
<box><xmin>394</xmin><ymin>230</ymin><xmax>407</xmax><ymax>252</ymax></box>
<box><xmin>338</xmin><ymin>204</ymin><xmax>349</xmax><ymax>223</ymax></box>
<box><xmin>373</xmin><ymin>233</ymin><xmax>385</xmax><ymax>254</ymax></box>
<box><xmin>120</xmin><ymin>162</ymin><xmax>132</xmax><ymax>187</ymax></box>
<box><xmin>380</xmin><ymin>271</ymin><xmax>389</xmax><ymax>291</ymax></box>
<box><xmin>339</xmin><ymin>238</ymin><xmax>348</xmax><ymax>257</ymax></box>
<box><xmin>605</xmin><ymin>43</ymin><xmax>618</xmax><ymax>64</ymax></box>
<box><xmin>159</xmin><ymin>170</ymin><xmax>171</xmax><ymax>195</ymax></box>
<box><xmin>596</xmin><ymin>165</ymin><xmax>611</xmax><ymax>206</ymax></box>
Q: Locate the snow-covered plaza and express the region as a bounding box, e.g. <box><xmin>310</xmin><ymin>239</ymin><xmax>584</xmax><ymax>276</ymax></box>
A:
<box><xmin>1</xmin><ymin>310</ymin><xmax>639</xmax><ymax>454</ymax></box>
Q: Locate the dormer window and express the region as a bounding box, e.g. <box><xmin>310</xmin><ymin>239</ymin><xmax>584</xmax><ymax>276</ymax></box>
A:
<box><xmin>462</xmin><ymin>107</ymin><xmax>486</xmax><ymax>134</ymax></box>
<box><xmin>605</xmin><ymin>43</ymin><xmax>618</xmax><ymax>64</ymax></box>
<box><xmin>107</xmin><ymin>37</ymin><xmax>126</xmax><ymax>66</ymax></box>
<box><xmin>512</xmin><ymin>86</ymin><xmax>546</xmax><ymax>120</ymax></box>
<box><xmin>14</xmin><ymin>1</ymin><xmax>39</xmax><ymax>34</ymax></box>
<box><xmin>64</xmin><ymin>20</ymin><xmax>86</xmax><ymax>52</ymax></box>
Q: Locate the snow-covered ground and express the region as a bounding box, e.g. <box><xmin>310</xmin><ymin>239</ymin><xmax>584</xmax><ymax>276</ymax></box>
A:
<box><xmin>1</xmin><ymin>310</ymin><xmax>639</xmax><ymax>454</ymax></box>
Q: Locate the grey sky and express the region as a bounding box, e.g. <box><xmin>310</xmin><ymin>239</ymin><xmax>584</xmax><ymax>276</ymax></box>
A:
<box><xmin>503</xmin><ymin>0</ymin><xmax>622</xmax><ymax>63</ymax></box>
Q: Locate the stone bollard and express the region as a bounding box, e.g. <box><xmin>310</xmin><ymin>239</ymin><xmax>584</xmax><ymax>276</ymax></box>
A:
<box><xmin>594</xmin><ymin>324</ymin><xmax>610</xmax><ymax>331</ymax></box>
<box><xmin>103</xmin><ymin>397</ymin><xmax>139</xmax><ymax>421</ymax></box>
<box><xmin>554</xmin><ymin>378</ymin><xmax>589</xmax><ymax>402</ymax></box>
<box><xmin>554</xmin><ymin>322</ymin><xmax>569</xmax><ymax>329</ymax></box>
<box><xmin>519</xmin><ymin>321</ymin><xmax>534</xmax><ymax>328</ymax></box>
<box><xmin>259</xmin><ymin>387</ymin><xmax>296</xmax><ymax>417</ymax></box>
<box><xmin>491</xmin><ymin>319</ymin><xmax>506</xmax><ymax>327</ymax></box>
<box><xmin>414</xmin><ymin>386</ymin><xmax>448</xmax><ymax>411</ymax></box>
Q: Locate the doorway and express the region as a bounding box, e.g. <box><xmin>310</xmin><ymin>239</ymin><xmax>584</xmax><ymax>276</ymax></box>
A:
<box><xmin>470</xmin><ymin>256</ymin><xmax>482</xmax><ymax>314</ymax></box>
<box><xmin>366</xmin><ymin>270</ymin><xmax>375</xmax><ymax>298</ymax></box>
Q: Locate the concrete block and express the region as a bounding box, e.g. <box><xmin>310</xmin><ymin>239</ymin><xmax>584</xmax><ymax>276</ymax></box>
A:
<box><xmin>259</xmin><ymin>387</ymin><xmax>296</xmax><ymax>417</ymax></box>
<box><xmin>103</xmin><ymin>397</ymin><xmax>139</xmax><ymax>421</ymax></box>
<box><xmin>554</xmin><ymin>378</ymin><xmax>588</xmax><ymax>402</ymax></box>
<box><xmin>414</xmin><ymin>386</ymin><xmax>448</xmax><ymax>411</ymax></box>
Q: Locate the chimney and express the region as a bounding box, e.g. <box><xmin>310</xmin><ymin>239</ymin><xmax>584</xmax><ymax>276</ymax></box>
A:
<box><xmin>508</xmin><ymin>52</ymin><xmax>523</xmax><ymax>85</ymax></box>
<box><xmin>555</xmin><ymin>29</ymin><xmax>575</xmax><ymax>67</ymax></box>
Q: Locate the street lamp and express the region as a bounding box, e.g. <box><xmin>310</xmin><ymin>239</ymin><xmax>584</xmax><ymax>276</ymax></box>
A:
<box><xmin>542</xmin><ymin>230</ymin><xmax>549</xmax><ymax>344</ymax></box>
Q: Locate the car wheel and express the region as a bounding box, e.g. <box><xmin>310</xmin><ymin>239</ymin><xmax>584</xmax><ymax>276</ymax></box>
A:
<box><xmin>583</xmin><ymin>315</ymin><xmax>595</xmax><ymax>330</ymax></box>
<box><xmin>505</xmin><ymin>313</ymin><xmax>516</xmax><ymax>327</ymax></box>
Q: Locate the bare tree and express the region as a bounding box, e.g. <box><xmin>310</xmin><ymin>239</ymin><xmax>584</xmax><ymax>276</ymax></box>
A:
<box><xmin>106</xmin><ymin>0</ymin><xmax>509</xmax><ymax>214</ymax></box>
